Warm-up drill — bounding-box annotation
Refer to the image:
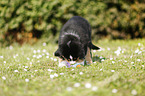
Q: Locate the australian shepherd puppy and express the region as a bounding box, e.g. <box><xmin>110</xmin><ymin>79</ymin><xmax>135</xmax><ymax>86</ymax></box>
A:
<box><xmin>55</xmin><ymin>16</ymin><xmax>99</xmax><ymax>65</ymax></box>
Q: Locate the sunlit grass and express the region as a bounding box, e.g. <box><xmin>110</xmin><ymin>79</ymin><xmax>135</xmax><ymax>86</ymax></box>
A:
<box><xmin>0</xmin><ymin>39</ymin><xmax>145</xmax><ymax>96</ymax></box>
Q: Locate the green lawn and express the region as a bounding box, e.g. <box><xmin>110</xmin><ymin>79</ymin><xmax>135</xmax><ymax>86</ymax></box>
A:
<box><xmin>0</xmin><ymin>39</ymin><xmax>145</xmax><ymax>96</ymax></box>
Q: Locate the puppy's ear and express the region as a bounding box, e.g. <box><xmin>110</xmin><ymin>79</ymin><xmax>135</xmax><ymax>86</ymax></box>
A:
<box><xmin>54</xmin><ymin>49</ymin><xmax>60</xmax><ymax>57</ymax></box>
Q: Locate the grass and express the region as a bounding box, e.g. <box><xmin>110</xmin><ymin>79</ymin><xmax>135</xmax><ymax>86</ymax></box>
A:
<box><xmin>0</xmin><ymin>39</ymin><xmax>145</xmax><ymax>96</ymax></box>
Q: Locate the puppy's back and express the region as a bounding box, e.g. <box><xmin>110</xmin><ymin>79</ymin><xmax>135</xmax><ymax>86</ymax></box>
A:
<box><xmin>59</xmin><ymin>16</ymin><xmax>91</xmax><ymax>44</ymax></box>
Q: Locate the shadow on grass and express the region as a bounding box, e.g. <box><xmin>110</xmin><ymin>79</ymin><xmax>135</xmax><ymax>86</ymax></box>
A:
<box><xmin>92</xmin><ymin>55</ymin><xmax>107</xmax><ymax>63</ymax></box>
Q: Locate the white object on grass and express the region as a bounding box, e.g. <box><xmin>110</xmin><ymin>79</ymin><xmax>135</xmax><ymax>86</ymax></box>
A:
<box><xmin>58</xmin><ymin>61</ymin><xmax>67</xmax><ymax>67</ymax></box>
<box><xmin>58</xmin><ymin>60</ymin><xmax>85</xmax><ymax>68</ymax></box>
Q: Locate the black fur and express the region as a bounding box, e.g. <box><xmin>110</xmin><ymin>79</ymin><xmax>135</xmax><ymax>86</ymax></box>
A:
<box><xmin>55</xmin><ymin>16</ymin><xmax>99</xmax><ymax>61</ymax></box>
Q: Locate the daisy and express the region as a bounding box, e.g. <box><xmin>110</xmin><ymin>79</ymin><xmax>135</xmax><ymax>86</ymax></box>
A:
<box><xmin>48</xmin><ymin>69</ymin><xmax>53</xmax><ymax>72</ymax></box>
<box><xmin>85</xmin><ymin>83</ymin><xmax>91</xmax><ymax>88</ymax></box>
<box><xmin>14</xmin><ymin>70</ymin><xmax>19</xmax><ymax>72</ymax></box>
<box><xmin>25</xmin><ymin>79</ymin><xmax>29</xmax><ymax>82</ymax></box>
<box><xmin>131</xmin><ymin>89</ymin><xmax>137</xmax><ymax>95</ymax></box>
<box><xmin>43</xmin><ymin>43</ymin><xmax>46</xmax><ymax>46</ymax></box>
<box><xmin>2</xmin><ymin>76</ymin><xmax>6</xmax><ymax>80</ymax></box>
<box><xmin>92</xmin><ymin>86</ymin><xmax>98</xmax><ymax>91</ymax></box>
<box><xmin>100</xmin><ymin>69</ymin><xmax>103</xmax><ymax>71</ymax></box>
<box><xmin>46</xmin><ymin>56</ymin><xmax>49</xmax><ymax>58</ymax></box>
<box><xmin>111</xmin><ymin>70</ymin><xmax>115</xmax><ymax>72</ymax></box>
<box><xmin>42</xmin><ymin>49</ymin><xmax>46</xmax><ymax>53</ymax></box>
<box><xmin>0</xmin><ymin>56</ymin><xmax>4</xmax><ymax>58</ymax></box>
<box><xmin>37</xmin><ymin>50</ymin><xmax>41</xmax><ymax>53</ymax></box>
<box><xmin>66</xmin><ymin>87</ymin><xmax>72</xmax><ymax>91</ymax></box>
<box><xmin>135</xmin><ymin>49</ymin><xmax>139</xmax><ymax>53</ymax></box>
<box><xmin>50</xmin><ymin>75</ymin><xmax>54</xmax><ymax>79</ymax></box>
<box><xmin>27</xmin><ymin>58</ymin><xmax>30</xmax><ymax>60</ymax></box>
<box><xmin>112</xmin><ymin>61</ymin><xmax>115</xmax><ymax>64</ymax></box>
<box><xmin>74</xmin><ymin>83</ymin><xmax>80</xmax><ymax>87</ymax></box>
<box><xmin>60</xmin><ymin>73</ymin><xmax>64</xmax><ymax>75</ymax></box>
<box><xmin>33</xmin><ymin>50</ymin><xmax>37</xmax><ymax>54</ymax></box>
<box><xmin>79</xmin><ymin>72</ymin><xmax>83</xmax><ymax>75</ymax></box>
<box><xmin>112</xmin><ymin>89</ymin><xmax>118</xmax><ymax>93</ymax></box>
<box><xmin>54</xmin><ymin>73</ymin><xmax>58</xmax><ymax>77</ymax></box>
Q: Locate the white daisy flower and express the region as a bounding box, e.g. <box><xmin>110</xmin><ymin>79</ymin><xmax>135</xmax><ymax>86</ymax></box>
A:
<box><xmin>46</xmin><ymin>52</ymin><xmax>49</xmax><ymax>55</ymax></box>
<box><xmin>25</xmin><ymin>79</ymin><xmax>29</xmax><ymax>82</ymax></box>
<box><xmin>33</xmin><ymin>55</ymin><xmax>36</xmax><ymax>58</ymax></box>
<box><xmin>131</xmin><ymin>89</ymin><xmax>137</xmax><ymax>95</ymax></box>
<box><xmin>50</xmin><ymin>75</ymin><xmax>54</xmax><ymax>79</ymax></box>
<box><xmin>135</xmin><ymin>49</ymin><xmax>139</xmax><ymax>53</ymax></box>
<box><xmin>24</xmin><ymin>69</ymin><xmax>27</xmax><ymax>71</ymax></box>
<box><xmin>37</xmin><ymin>50</ymin><xmax>41</xmax><ymax>53</ymax></box>
<box><xmin>130</xmin><ymin>56</ymin><xmax>133</xmax><ymax>58</ymax></box>
<box><xmin>85</xmin><ymin>83</ymin><xmax>92</xmax><ymax>88</ymax></box>
<box><xmin>13</xmin><ymin>56</ymin><xmax>16</xmax><ymax>58</ymax></box>
<box><xmin>111</xmin><ymin>70</ymin><xmax>115</xmax><ymax>72</ymax></box>
<box><xmin>112</xmin><ymin>61</ymin><xmax>115</xmax><ymax>64</ymax></box>
<box><xmin>60</xmin><ymin>73</ymin><xmax>64</xmax><ymax>75</ymax></box>
<box><xmin>79</xmin><ymin>72</ymin><xmax>83</xmax><ymax>75</ymax></box>
<box><xmin>48</xmin><ymin>69</ymin><xmax>53</xmax><ymax>72</ymax></box>
<box><xmin>66</xmin><ymin>87</ymin><xmax>72</xmax><ymax>91</ymax></box>
<box><xmin>138</xmin><ymin>51</ymin><xmax>142</xmax><ymax>54</ymax></box>
<box><xmin>9</xmin><ymin>46</ymin><xmax>13</xmax><ymax>50</ymax></box>
<box><xmin>25</xmin><ymin>66</ymin><xmax>28</xmax><ymax>68</ymax></box>
<box><xmin>137</xmin><ymin>59</ymin><xmax>141</xmax><ymax>62</ymax></box>
<box><xmin>46</xmin><ymin>56</ymin><xmax>49</xmax><ymax>58</ymax></box>
<box><xmin>71</xmin><ymin>69</ymin><xmax>74</xmax><ymax>71</ymax></box>
<box><xmin>14</xmin><ymin>70</ymin><xmax>19</xmax><ymax>72</ymax></box>
<box><xmin>93</xmin><ymin>50</ymin><xmax>96</xmax><ymax>53</ymax></box>
<box><xmin>33</xmin><ymin>50</ymin><xmax>37</xmax><ymax>54</ymax></box>
<box><xmin>114</xmin><ymin>47</ymin><xmax>121</xmax><ymax>56</ymax></box>
<box><xmin>110</xmin><ymin>58</ymin><xmax>113</xmax><ymax>60</ymax></box>
<box><xmin>16</xmin><ymin>54</ymin><xmax>18</xmax><ymax>57</ymax></box>
<box><xmin>42</xmin><ymin>49</ymin><xmax>46</xmax><ymax>53</ymax></box>
<box><xmin>92</xmin><ymin>86</ymin><xmax>98</xmax><ymax>91</ymax></box>
<box><xmin>112</xmin><ymin>89</ymin><xmax>118</xmax><ymax>93</ymax></box>
<box><xmin>27</xmin><ymin>58</ymin><xmax>30</xmax><ymax>60</ymax></box>
<box><xmin>54</xmin><ymin>58</ymin><xmax>57</xmax><ymax>61</ymax></box>
<box><xmin>2</xmin><ymin>76</ymin><xmax>6</xmax><ymax>80</ymax></box>
<box><xmin>124</xmin><ymin>60</ymin><xmax>127</xmax><ymax>62</ymax></box>
<box><xmin>4</xmin><ymin>61</ymin><xmax>6</xmax><ymax>63</ymax></box>
<box><xmin>107</xmin><ymin>48</ymin><xmax>110</xmax><ymax>50</ymax></box>
<box><xmin>43</xmin><ymin>43</ymin><xmax>46</xmax><ymax>46</ymax></box>
<box><xmin>74</xmin><ymin>83</ymin><xmax>80</xmax><ymax>87</ymax></box>
<box><xmin>0</xmin><ymin>56</ymin><xmax>4</xmax><ymax>58</ymax></box>
<box><xmin>54</xmin><ymin>73</ymin><xmax>58</xmax><ymax>77</ymax></box>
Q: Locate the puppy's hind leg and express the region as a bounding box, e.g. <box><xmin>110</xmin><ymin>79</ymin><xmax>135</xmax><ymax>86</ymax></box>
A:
<box><xmin>85</xmin><ymin>47</ymin><xmax>92</xmax><ymax>65</ymax></box>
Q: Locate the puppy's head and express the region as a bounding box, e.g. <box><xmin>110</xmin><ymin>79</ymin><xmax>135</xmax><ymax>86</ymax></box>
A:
<box><xmin>55</xmin><ymin>40</ymin><xmax>85</xmax><ymax>61</ymax></box>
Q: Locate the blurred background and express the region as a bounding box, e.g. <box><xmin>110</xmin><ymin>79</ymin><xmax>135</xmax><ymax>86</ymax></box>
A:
<box><xmin>0</xmin><ymin>0</ymin><xmax>145</xmax><ymax>47</ymax></box>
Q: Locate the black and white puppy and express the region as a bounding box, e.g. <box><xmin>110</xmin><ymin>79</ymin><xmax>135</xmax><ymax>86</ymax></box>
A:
<box><xmin>55</xmin><ymin>16</ymin><xmax>99</xmax><ymax>64</ymax></box>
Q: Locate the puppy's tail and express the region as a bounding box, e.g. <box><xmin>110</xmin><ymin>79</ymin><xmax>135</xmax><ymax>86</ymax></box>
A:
<box><xmin>91</xmin><ymin>44</ymin><xmax>100</xmax><ymax>50</ymax></box>
<box><xmin>89</xmin><ymin>42</ymin><xmax>100</xmax><ymax>50</ymax></box>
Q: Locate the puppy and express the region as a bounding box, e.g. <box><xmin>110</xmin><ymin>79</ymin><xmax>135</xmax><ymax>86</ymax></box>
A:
<box><xmin>55</xmin><ymin>16</ymin><xmax>99</xmax><ymax>65</ymax></box>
